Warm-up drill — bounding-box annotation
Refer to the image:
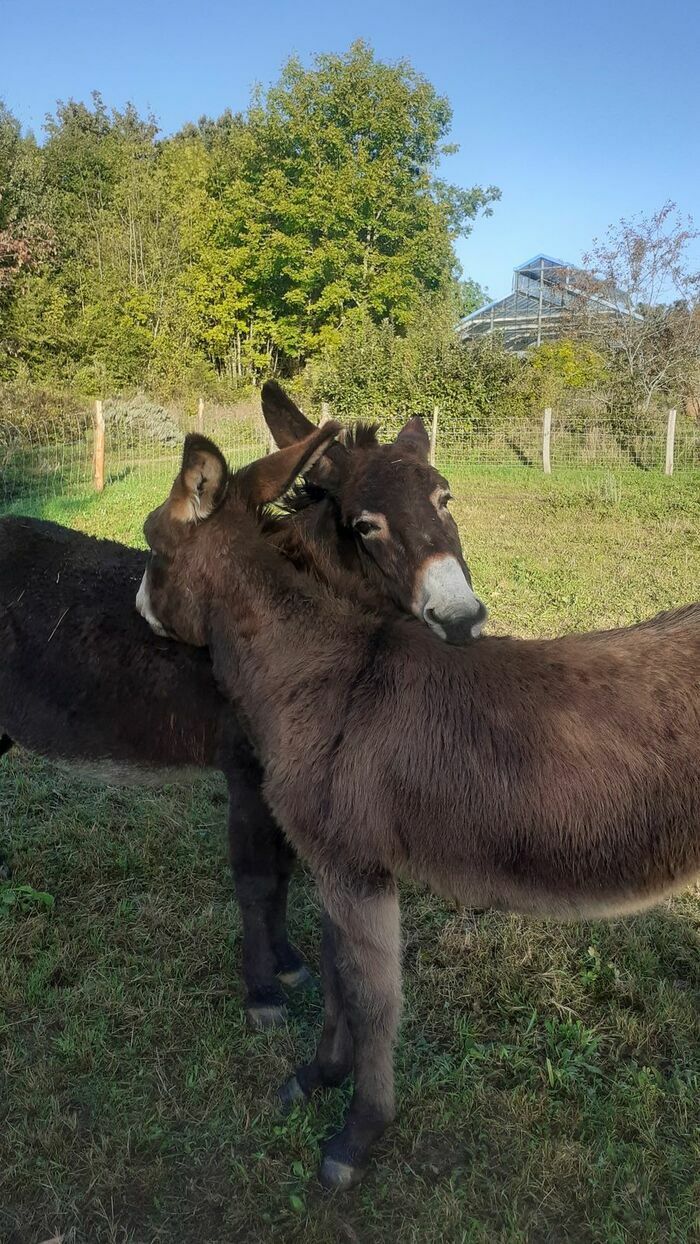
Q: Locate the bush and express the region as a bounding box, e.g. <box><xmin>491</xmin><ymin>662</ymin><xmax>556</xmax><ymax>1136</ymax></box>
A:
<box><xmin>102</xmin><ymin>395</ymin><xmax>181</xmax><ymax>445</ymax></box>
<box><xmin>302</xmin><ymin>301</ymin><xmax>542</xmax><ymax>434</ymax></box>
<box><xmin>0</xmin><ymin>382</ymin><xmax>91</xmax><ymax>442</ymax></box>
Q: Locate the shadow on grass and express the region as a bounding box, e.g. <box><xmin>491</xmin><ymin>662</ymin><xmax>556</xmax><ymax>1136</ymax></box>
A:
<box><xmin>505</xmin><ymin>434</ymin><xmax>536</xmax><ymax>468</ymax></box>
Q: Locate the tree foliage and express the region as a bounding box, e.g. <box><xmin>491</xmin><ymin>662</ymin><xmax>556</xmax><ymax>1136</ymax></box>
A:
<box><xmin>0</xmin><ymin>44</ymin><xmax>499</xmax><ymax>393</ymax></box>
<box><xmin>304</xmin><ymin>299</ymin><xmax>540</xmax><ymax>432</ymax></box>
<box><xmin>571</xmin><ymin>203</ymin><xmax>700</xmax><ymax>411</ymax></box>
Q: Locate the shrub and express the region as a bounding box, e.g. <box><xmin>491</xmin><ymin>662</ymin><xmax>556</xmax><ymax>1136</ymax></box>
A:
<box><xmin>0</xmin><ymin>382</ymin><xmax>90</xmax><ymax>442</ymax></box>
<box><xmin>303</xmin><ymin>301</ymin><xmax>542</xmax><ymax>434</ymax></box>
<box><xmin>102</xmin><ymin>395</ymin><xmax>181</xmax><ymax>445</ymax></box>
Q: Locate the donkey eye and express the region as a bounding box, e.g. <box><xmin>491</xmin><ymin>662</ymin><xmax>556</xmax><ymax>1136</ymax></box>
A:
<box><xmin>354</xmin><ymin>519</ymin><xmax>380</xmax><ymax>537</ymax></box>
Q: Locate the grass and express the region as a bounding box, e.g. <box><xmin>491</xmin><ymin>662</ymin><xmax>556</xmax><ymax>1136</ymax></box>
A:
<box><xmin>1</xmin><ymin>464</ymin><xmax>699</xmax><ymax>1243</ymax></box>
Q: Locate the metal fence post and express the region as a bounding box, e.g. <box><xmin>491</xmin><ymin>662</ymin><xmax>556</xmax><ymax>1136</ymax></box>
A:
<box><xmin>430</xmin><ymin>405</ymin><xmax>439</xmax><ymax>466</ymax></box>
<box><xmin>93</xmin><ymin>399</ymin><xmax>105</xmax><ymax>492</ymax></box>
<box><xmin>665</xmin><ymin>408</ymin><xmax>676</xmax><ymax>475</ymax></box>
<box><xmin>542</xmin><ymin>407</ymin><xmax>552</xmax><ymax>474</ymax></box>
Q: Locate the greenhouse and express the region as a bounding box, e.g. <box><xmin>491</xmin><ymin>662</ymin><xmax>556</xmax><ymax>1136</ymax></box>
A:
<box><xmin>458</xmin><ymin>254</ymin><xmax>631</xmax><ymax>353</ymax></box>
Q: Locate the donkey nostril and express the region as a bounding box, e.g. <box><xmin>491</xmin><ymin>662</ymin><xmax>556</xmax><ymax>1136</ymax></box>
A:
<box><xmin>423</xmin><ymin>605</ymin><xmax>447</xmax><ymax>639</ymax></box>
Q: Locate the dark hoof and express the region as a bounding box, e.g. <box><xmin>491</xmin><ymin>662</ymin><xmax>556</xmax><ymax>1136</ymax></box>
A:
<box><xmin>277</xmin><ymin>964</ymin><xmax>315</xmax><ymax>990</ymax></box>
<box><xmin>319</xmin><ymin>1156</ymin><xmax>365</xmax><ymax>1191</ymax></box>
<box><xmin>247</xmin><ymin>1003</ymin><xmax>288</xmax><ymax>1030</ymax></box>
<box><xmin>278</xmin><ymin>1074</ymin><xmax>309</xmax><ymax>1113</ymax></box>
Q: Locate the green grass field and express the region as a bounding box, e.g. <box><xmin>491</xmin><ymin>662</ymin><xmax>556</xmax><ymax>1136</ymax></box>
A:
<box><xmin>2</xmin><ymin>466</ymin><xmax>699</xmax><ymax>1243</ymax></box>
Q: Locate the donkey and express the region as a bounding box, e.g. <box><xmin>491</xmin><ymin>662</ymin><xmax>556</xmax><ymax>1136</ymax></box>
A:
<box><xmin>138</xmin><ymin>429</ymin><xmax>700</xmax><ymax>1190</ymax></box>
<box><xmin>0</xmin><ymin>383</ymin><xmax>485</xmax><ymax>1028</ymax></box>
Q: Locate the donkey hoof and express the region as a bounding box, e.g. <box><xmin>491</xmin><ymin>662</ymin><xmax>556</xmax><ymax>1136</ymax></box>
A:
<box><xmin>247</xmin><ymin>1003</ymin><xmax>287</xmax><ymax>1030</ymax></box>
<box><xmin>277</xmin><ymin>964</ymin><xmax>315</xmax><ymax>990</ymax></box>
<box><xmin>278</xmin><ymin>1074</ymin><xmax>309</xmax><ymax>1113</ymax></box>
<box><xmin>319</xmin><ymin>1157</ymin><xmax>365</xmax><ymax>1191</ymax></box>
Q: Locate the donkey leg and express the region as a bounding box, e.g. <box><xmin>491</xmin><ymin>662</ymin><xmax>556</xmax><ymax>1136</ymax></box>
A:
<box><xmin>227</xmin><ymin>791</ymin><xmax>287</xmax><ymax>1029</ymax></box>
<box><xmin>226</xmin><ymin>765</ymin><xmax>308</xmax><ymax>1028</ymax></box>
<box><xmin>292</xmin><ymin>872</ymin><xmax>402</xmax><ymax>1189</ymax></box>
<box><xmin>0</xmin><ymin>734</ymin><xmax>13</xmax><ymax>758</ymax></box>
<box><xmin>267</xmin><ymin>833</ymin><xmax>313</xmax><ymax>990</ymax></box>
<box><xmin>279</xmin><ymin>913</ymin><xmax>353</xmax><ymax>1109</ymax></box>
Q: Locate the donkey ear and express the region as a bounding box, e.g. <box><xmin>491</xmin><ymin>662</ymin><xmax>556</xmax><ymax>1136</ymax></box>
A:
<box><xmin>261</xmin><ymin>380</ymin><xmax>316</xmax><ymax>447</ymax></box>
<box><xmin>261</xmin><ymin>380</ymin><xmax>349</xmax><ymax>491</ymax></box>
<box><xmin>237</xmin><ymin>423</ymin><xmax>342</xmax><ymax>506</ymax></box>
<box><xmin>394</xmin><ymin>415</ymin><xmax>430</xmax><ymax>463</ymax></box>
<box><xmin>170</xmin><ymin>434</ymin><xmax>229</xmax><ymax>523</ymax></box>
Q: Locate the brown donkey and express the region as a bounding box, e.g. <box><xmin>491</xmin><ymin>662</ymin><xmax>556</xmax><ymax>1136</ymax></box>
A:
<box><xmin>0</xmin><ymin>383</ymin><xmax>484</xmax><ymax>1028</ymax></box>
<box><xmin>140</xmin><ymin>430</ymin><xmax>700</xmax><ymax>1190</ymax></box>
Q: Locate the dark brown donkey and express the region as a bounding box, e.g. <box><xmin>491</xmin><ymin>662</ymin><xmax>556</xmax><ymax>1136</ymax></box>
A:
<box><xmin>0</xmin><ymin>383</ymin><xmax>485</xmax><ymax>1027</ymax></box>
<box><xmin>140</xmin><ymin>430</ymin><xmax>700</xmax><ymax>1191</ymax></box>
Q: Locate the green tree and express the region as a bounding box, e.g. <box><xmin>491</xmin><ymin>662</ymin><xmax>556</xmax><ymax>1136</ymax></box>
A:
<box><xmin>205</xmin><ymin>41</ymin><xmax>498</xmax><ymax>366</ymax></box>
<box><xmin>0</xmin><ymin>45</ymin><xmax>499</xmax><ymax>392</ymax></box>
<box><xmin>0</xmin><ymin>103</ymin><xmax>51</xmax><ymax>376</ymax></box>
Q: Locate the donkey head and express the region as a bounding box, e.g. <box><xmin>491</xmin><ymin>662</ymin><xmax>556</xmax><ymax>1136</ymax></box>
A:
<box><xmin>262</xmin><ymin>382</ymin><xmax>486</xmax><ymax>644</ymax></box>
<box><xmin>137</xmin><ymin>425</ymin><xmax>341</xmax><ymax>647</ymax></box>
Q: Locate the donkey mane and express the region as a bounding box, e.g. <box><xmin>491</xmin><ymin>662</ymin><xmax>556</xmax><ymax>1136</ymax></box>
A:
<box><xmin>278</xmin><ymin>480</ymin><xmax>328</xmax><ymax>514</ymax></box>
<box><xmin>278</xmin><ymin>423</ymin><xmax>380</xmax><ymax>515</ymax></box>
<box><xmin>340</xmin><ymin>422</ymin><xmax>381</xmax><ymax>451</ymax></box>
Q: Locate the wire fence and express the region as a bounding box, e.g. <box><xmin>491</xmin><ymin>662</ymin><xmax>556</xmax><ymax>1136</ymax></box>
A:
<box><xmin>0</xmin><ymin>397</ymin><xmax>698</xmax><ymax>511</ymax></box>
<box><xmin>438</xmin><ymin>414</ymin><xmax>700</xmax><ymax>475</ymax></box>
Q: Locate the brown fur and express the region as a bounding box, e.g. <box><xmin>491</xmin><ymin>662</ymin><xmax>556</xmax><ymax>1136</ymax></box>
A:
<box><xmin>141</xmin><ymin>431</ymin><xmax>700</xmax><ymax>1187</ymax></box>
<box><xmin>0</xmin><ymin>384</ymin><xmax>481</xmax><ymax>1029</ymax></box>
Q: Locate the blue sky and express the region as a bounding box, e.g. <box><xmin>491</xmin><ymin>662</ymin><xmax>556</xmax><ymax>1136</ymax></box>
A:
<box><xmin>3</xmin><ymin>0</ymin><xmax>699</xmax><ymax>298</ymax></box>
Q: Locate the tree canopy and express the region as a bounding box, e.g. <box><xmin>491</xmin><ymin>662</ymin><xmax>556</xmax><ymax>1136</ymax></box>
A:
<box><xmin>0</xmin><ymin>42</ymin><xmax>499</xmax><ymax>393</ymax></box>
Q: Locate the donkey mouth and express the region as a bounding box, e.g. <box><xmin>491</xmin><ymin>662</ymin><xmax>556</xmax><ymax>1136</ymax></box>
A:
<box><xmin>417</xmin><ymin>555</ymin><xmax>488</xmax><ymax>645</ymax></box>
<box><xmin>425</xmin><ymin>602</ymin><xmax>488</xmax><ymax>645</ymax></box>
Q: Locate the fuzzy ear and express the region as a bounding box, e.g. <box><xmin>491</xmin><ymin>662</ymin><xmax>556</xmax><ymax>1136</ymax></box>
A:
<box><xmin>236</xmin><ymin>423</ymin><xmax>342</xmax><ymax>506</ymax></box>
<box><xmin>261</xmin><ymin>380</ymin><xmax>316</xmax><ymax>447</ymax></box>
<box><xmin>394</xmin><ymin>415</ymin><xmax>430</xmax><ymax>462</ymax></box>
<box><xmin>170</xmin><ymin>434</ymin><xmax>229</xmax><ymax>523</ymax></box>
<box><xmin>261</xmin><ymin>380</ymin><xmax>349</xmax><ymax>490</ymax></box>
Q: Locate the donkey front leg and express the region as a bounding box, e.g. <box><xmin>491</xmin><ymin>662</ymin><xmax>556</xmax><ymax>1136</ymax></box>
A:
<box><xmin>288</xmin><ymin>872</ymin><xmax>402</xmax><ymax>1190</ymax></box>
<box><xmin>266</xmin><ymin>831</ymin><xmax>314</xmax><ymax>991</ymax></box>
<box><xmin>279</xmin><ymin>912</ymin><xmax>353</xmax><ymax>1108</ymax></box>
<box><xmin>226</xmin><ymin>764</ymin><xmax>309</xmax><ymax>1029</ymax></box>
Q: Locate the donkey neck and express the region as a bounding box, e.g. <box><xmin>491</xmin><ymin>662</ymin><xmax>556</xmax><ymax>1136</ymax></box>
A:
<box><xmin>205</xmin><ymin>522</ymin><xmax>381</xmax><ymax>761</ymax></box>
<box><xmin>273</xmin><ymin>495</ymin><xmax>390</xmax><ymax>612</ymax></box>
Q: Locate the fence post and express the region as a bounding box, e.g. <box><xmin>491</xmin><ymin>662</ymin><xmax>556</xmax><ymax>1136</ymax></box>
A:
<box><xmin>542</xmin><ymin>407</ymin><xmax>552</xmax><ymax>474</ymax></box>
<box><xmin>320</xmin><ymin>400</ymin><xmax>331</xmax><ymax>426</ymax></box>
<box><xmin>93</xmin><ymin>399</ymin><xmax>105</xmax><ymax>492</ymax></box>
<box><xmin>430</xmin><ymin>405</ymin><xmax>439</xmax><ymax>466</ymax></box>
<box><xmin>197</xmin><ymin>396</ymin><xmax>204</xmax><ymax>434</ymax></box>
<box><xmin>664</xmin><ymin>408</ymin><xmax>676</xmax><ymax>476</ymax></box>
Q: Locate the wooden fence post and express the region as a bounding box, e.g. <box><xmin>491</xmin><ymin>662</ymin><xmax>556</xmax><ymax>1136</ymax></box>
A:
<box><xmin>320</xmin><ymin>400</ymin><xmax>331</xmax><ymax>426</ymax></box>
<box><xmin>93</xmin><ymin>399</ymin><xmax>105</xmax><ymax>492</ymax></box>
<box><xmin>197</xmin><ymin>396</ymin><xmax>204</xmax><ymax>434</ymax></box>
<box><xmin>542</xmin><ymin>407</ymin><xmax>552</xmax><ymax>474</ymax></box>
<box><xmin>430</xmin><ymin>405</ymin><xmax>439</xmax><ymax>466</ymax></box>
<box><xmin>665</xmin><ymin>408</ymin><xmax>676</xmax><ymax>476</ymax></box>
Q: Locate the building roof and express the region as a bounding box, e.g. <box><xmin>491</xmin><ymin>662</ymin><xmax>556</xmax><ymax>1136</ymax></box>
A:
<box><xmin>457</xmin><ymin>254</ymin><xmax>639</xmax><ymax>352</ymax></box>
